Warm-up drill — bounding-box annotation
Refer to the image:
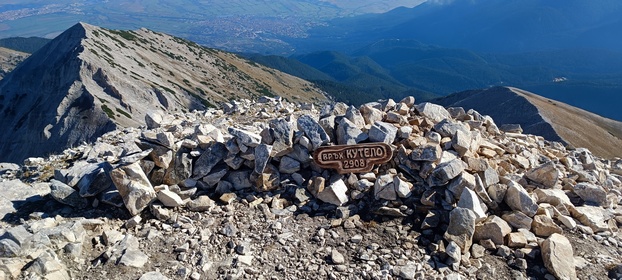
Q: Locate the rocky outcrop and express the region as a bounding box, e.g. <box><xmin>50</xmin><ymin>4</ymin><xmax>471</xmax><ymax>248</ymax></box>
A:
<box><xmin>0</xmin><ymin>22</ymin><xmax>327</xmax><ymax>163</ymax></box>
<box><xmin>1</xmin><ymin>96</ymin><xmax>621</xmax><ymax>279</ymax></box>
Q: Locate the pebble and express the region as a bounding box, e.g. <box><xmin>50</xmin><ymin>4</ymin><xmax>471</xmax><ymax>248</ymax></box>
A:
<box><xmin>331</xmin><ymin>249</ymin><xmax>345</xmax><ymax>264</ymax></box>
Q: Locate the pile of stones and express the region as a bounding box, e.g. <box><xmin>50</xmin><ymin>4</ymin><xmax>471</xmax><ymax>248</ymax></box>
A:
<box><xmin>1</xmin><ymin>96</ymin><xmax>621</xmax><ymax>279</ymax></box>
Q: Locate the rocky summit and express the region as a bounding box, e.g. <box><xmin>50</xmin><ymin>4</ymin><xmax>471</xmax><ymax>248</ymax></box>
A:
<box><xmin>0</xmin><ymin>22</ymin><xmax>326</xmax><ymax>163</ymax></box>
<box><xmin>1</xmin><ymin>95</ymin><xmax>622</xmax><ymax>280</ymax></box>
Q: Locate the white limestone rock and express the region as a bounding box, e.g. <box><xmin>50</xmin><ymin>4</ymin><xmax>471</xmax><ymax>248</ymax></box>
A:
<box><xmin>504</xmin><ymin>181</ymin><xmax>538</xmax><ymax>217</ymax></box>
<box><xmin>110</xmin><ymin>162</ymin><xmax>156</xmax><ymax>216</ymax></box>
<box><xmin>317</xmin><ymin>179</ymin><xmax>349</xmax><ymax>206</ymax></box>
<box><xmin>541</xmin><ymin>233</ymin><xmax>577</xmax><ymax>280</ymax></box>
<box><xmin>415</xmin><ymin>102</ymin><xmax>451</xmax><ymax>123</ymax></box>
<box><xmin>457</xmin><ymin>187</ymin><xmax>486</xmax><ymax>222</ymax></box>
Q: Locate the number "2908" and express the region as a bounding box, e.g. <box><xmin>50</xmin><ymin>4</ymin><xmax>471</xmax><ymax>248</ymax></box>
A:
<box><xmin>343</xmin><ymin>159</ymin><xmax>365</xmax><ymax>169</ymax></box>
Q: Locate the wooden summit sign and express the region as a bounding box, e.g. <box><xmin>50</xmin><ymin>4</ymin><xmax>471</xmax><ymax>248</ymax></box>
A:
<box><xmin>313</xmin><ymin>143</ymin><xmax>393</xmax><ymax>174</ymax></box>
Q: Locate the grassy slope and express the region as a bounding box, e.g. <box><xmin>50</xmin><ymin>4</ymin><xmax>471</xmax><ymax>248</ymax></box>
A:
<box><xmin>509</xmin><ymin>87</ymin><xmax>622</xmax><ymax>159</ymax></box>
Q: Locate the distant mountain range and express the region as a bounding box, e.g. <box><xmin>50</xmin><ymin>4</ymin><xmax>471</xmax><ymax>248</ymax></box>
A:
<box><xmin>2</xmin><ymin>1</ymin><xmax>621</xmax><ymax>124</ymax></box>
<box><xmin>246</xmin><ymin>50</ymin><xmax>439</xmax><ymax>106</ymax></box>
<box><xmin>0</xmin><ymin>0</ymin><xmax>423</xmax><ymax>54</ymax></box>
<box><xmin>0</xmin><ymin>23</ymin><xmax>326</xmax><ymax>163</ymax></box>
<box><xmin>245</xmin><ymin>45</ymin><xmax>622</xmax><ymax>158</ymax></box>
<box><xmin>3</xmin><ymin>1</ymin><xmax>620</xmax><ymax>55</ymax></box>
<box><xmin>262</xmin><ymin>0</ymin><xmax>622</xmax><ymax>122</ymax></box>
<box><xmin>247</xmin><ymin>40</ymin><xmax>622</xmax><ymax>121</ymax></box>
<box><xmin>292</xmin><ymin>0</ymin><xmax>622</xmax><ymax>54</ymax></box>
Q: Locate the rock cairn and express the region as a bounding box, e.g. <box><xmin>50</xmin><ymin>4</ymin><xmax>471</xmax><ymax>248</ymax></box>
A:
<box><xmin>1</xmin><ymin>96</ymin><xmax>621</xmax><ymax>279</ymax></box>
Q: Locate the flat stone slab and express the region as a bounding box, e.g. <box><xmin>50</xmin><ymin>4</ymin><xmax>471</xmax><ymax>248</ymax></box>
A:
<box><xmin>313</xmin><ymin>143</ymin><xmax>393</xmax><ymax>174</ymax></box>
<box><xmin>0</xmin><ymin>180</ymin><xmax>50</xmax><ymax>220</ymax></box>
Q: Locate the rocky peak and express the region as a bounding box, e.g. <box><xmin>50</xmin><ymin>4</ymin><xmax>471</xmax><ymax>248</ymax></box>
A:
<box><xmin>1</xmin><ymin>95</ymin><xmax>621</xmax><ymax>279</ymax></box>
<box><xmin>0</xmin><ymin>22</ymin><xmax>327</xmax><ymax>163</ymax></box>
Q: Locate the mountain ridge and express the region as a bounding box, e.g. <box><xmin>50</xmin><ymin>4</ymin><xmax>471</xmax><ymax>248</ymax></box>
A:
<box><xmin>296</xmin><ymin>0</ymin><xmax>622</xmax><ymax>54</ymax></box>
<box><xmin>0</xmin><ymin>47</ymin><xmax>28</xmax><ymax>80</ymax></box>
<box><xmin>0</xmin><ymin>22</ymin><xmax>327</xmax><ymax>163</ymax></box>
<box><xmin>434</xmin><ymin>86</ymin><xmax>622</xmax><ymax>159</ymax></box>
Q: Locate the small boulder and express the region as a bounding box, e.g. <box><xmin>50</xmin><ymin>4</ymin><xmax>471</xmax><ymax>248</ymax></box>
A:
<box><xmin>368</xmin><ymin>121</ymin><xmax>398</xmax><ymax>145</ymax></box>
<box><xmin>444</xmin><ymin>207</ymin><xmax>476</xmax><ymax>251</ymax></box>
<box><xmin>570</xmin><ymin>206</ymin><xmax>612</xmax><ymax>233</ymax></box>
<box><xmin>50</xmin><ymin>179</ymin><xmax>88</xmax><ymax>209</ymax></box>
<box><xmin>415</xmin><ymin>102</ymin><xmax>451</xmax><ymax>122</ymax></box>
<box><xmin>394</xmin><ymin>176</ymin><xmax>413</xmax><ymax>198</ymax></box>
<box><xmin>228</xmin><ymin>127</ymin><xmax>262</xmax><ymax>147</ymax></box>
<box><xmin>279</xmin><ymin>156</ymin><xmax>301</xmax><ymax>174</ymax></box>
<box><xmin>427</xmin><ymin>159</ymin><xmax>467</xmax><ymax>187</ymax></box>
<box><xmin>525</xmin><ymin>161</ymin><xmax>559</xmax><ymax>188</ymax></box>
<box><xmin>145</xmin><ymin>111</ymin><xmax>163</xmax><ymax>129</ymax></box>
<box><xmin>573</xmin><ymin>183</ymin><xmax>607</xmax><ymax>206</ymax></box>
<box><xmin>541</xmin><ymin>233</ymin><xmax>577</xmax><ymax>280</ymax></box>
<box><xmin>506</xmin><ymin>232</ymin><xmax>527</xmax><ymax>248</ymax></box>
<box><xmin>336</xmin><ymin>117</ymin><xmax>368</xmax><ymax>145</ymax></box>
<box><xmin>187</xmin><ymin>196</ymin><xmax>216</xmax><ymax>212</ymax></box>
<box><xmin>253</xmin><ymin>144</ymin><xmax>273</xmax><ymax>174</ymax></box>
<box><xmin>307</xmin><ymin>177</ymin><xmax>326</xmax><ymax>197</ymax></box>
<box><xmin>409</xmin><ymin>144</ymin><xmax>442</xmax><ymax>162</ymax></box>
<box><xmin>531</xmin><ymin>215</ymin><xmax>563</xmax><ymax>237</ymax></box>
<box><xmin>504</xmin><ymin>181</ymin><xmax>538</xmax><ymax>217</ymax></box>
<box><xmin>255</xmin><ymin>164</ymin><xmax>281</xmax><ymax>192</ymax></box>
<box><xmin>118</xmin><ymin>248</ymin><xmax>149</xmax><ymax>268</ymax></box>
<box><xmin>226</xmin><ymin>170</ymin><xmax>253</xmax><ymax>190</ymax></box>
<box><xmin>345</xmin><ymin>105</ymin><xmax>365</xmax><ymax>127</ymax></box>
<box><xmin>457</xmin><ymin>187</ymin><xmax>486</xmax><ymax>222</ymax></box>
<box><xmin>331</xmin><ymin>249</ymin><xmax>345</xmax><ymax>265</ymax></box>
<box><xmin>269</xmin><ymin>118</ymin><xmax>294</xmax><ymax>157</ymax></box>
<box><xmin>359</xmin><ymin>105</ymin><xmax>384</xmax><ymax>125</ymax></box>
<box><xmin>374</xmin><ymin>174</ymin><xmax>396</xmax><ymax>200</ymax></box>
<box><xmin>297</xmin><ymin>115</ymin><xmax>329</xmax><ymax>151</ymax></box>
<box><xmin>317</xmin><ymin>179</ymin><xmax>348</xmax><ymax>206</ymax></box>
<box><xmin>473</xmin><ymin>215</ymin><xmax>511</xmax><ymax>245</ymax></box>
<box><xmin>193</xmin><ymin>142</ymin><xmax>227</xmax><ymax>179</ymax></box>
<box><xmin>501</xmin><ymin>211</ymin><xmax>533</xmax><ymax>230</ymax></box>
<box><xmin>111</xmin><ymin>162</ymin><xmax>156</xmax><ymax>216</ymax></box>
<box><xmin>451</xmin><ymin>130</ymin><xmax>471</xmax><ymax>156</ymax></box>
<box><xmin>447</xmin><ymin>172</ymin><xmax>476</xmax><ymax>199</ymax></box>
<box><xmin>157</xmin><ymin>189</ymin><xmax>184</xmax><ymax>207</ymax></box>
